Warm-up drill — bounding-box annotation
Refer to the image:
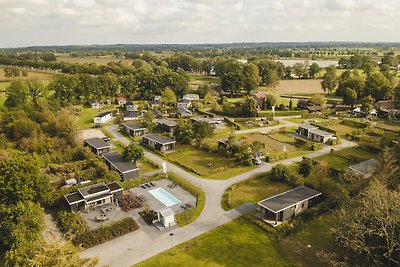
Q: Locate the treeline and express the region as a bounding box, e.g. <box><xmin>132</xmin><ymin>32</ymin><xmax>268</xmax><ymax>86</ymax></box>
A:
<box><xmin>48</xmin><ymin>67</ymin><xmax>189</xmax><ymax>105</ymax></box>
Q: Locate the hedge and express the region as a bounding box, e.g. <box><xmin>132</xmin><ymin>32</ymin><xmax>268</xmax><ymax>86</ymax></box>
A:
<box><xmin>258</xmin><ymin>110</ymin><xmax>308</xmax><ymax>117</ymax></box>
<box><xmin>73</xmin><ymin>217</ymin><xmax>139</xmax><ymax>248</ymax></box>
<box><xmin>341</xmin><ymin>119</ymin><xmax>367</xmax><ymax>128</ymax></box>
<box><xmin>294</xmin><ymin>137</ymin><xmax>323</xmax><ymax>151</ymax></box>
<box><xmin>265</xmin><ymin>152</ymin><xmax>288</xmax><ymax>162</ymax></box>
<box><xmin>223</xmin><ymin>116</ymin><xmax>241</xmax><ymax>130</ymax></box>
<box><xmin>167</xmin><ymin>172</ymin><xmax>206</xmax><ymax>227</ymax></box>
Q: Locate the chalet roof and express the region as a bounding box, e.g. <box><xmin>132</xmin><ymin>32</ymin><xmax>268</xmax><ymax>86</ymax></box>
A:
<box><xmin>349</xmin><ymin>159</ymin><xmax>379</xmax><ymax>176</ymax></box>
<box><xmin>143</xmin><ymin>134</ymin><xmax>176</xmax><ymax>145</ymax></box>
<box><xmin>157</xmin><ymin>119</ymin><xmax>177</xmax><ymax>127</ymax></box>
<box><xmin>78</xmin><ymin>183</ymin><xmax>109</xmax><ymax>198</ymax></box>
<box><xmin>309</xmin><ymin>128</ymin><xmax>334</xmax><ymax>136</ymax></box>
<box><xmin>102</xmin><ymin>152</ymin><xmax>139</xmax><ymax>173</ymax></box>
<box><xmin>84</xmin><ymin>138</ymin><xmax>111</xmax><ymax>149</ymax></box>
<box><xmin>177</xmin><ymin>107</ymin><xmax>192</xmax><ymax>116</ymax></box>
<box><xmin>95</xmin><ymin>111</ymin><xmax>112</xmax><ymax>118</ymax></box>
<box><xmin>123</xmin><ymin>111</ymin><xmax>140</xmax><ymax>118</ymax></box>
<box><xmin>122</xmin><ymin>122</ymin><xmax>146</xmax><ymax>131</ymax></box>
<box><xmin>298</xmin><ymin>123</ymin><xmax>318</xmax><ymax>130</ymax></box>
<box><xmin>258</xmin><ymin>186</ymin><xmax>322</xmax><ymax>213</ymax></box>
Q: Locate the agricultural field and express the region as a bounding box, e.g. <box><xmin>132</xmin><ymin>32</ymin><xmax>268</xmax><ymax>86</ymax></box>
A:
<box><xmin>56</xmin><ymin>56</ymin><xmax>134</xmax><ymax>65</ymax></box>
<box><xmin>136</xmin><ymin>217</ymin><xmax>292</xmax><ymax>267</ymax></box>
<box><xmin>223</xmin><ymin>173</ymin><xmax>291</xmax><ymax>210</ymax></box>
<box><xmin>0</xmin><ymin>67</ymin><xmax>54</xmax><ymax>82</ymax></box>
<box><xmin>165</xmin><ymin>145</ymin><xmax>254</xmax><ymax>180</ymax></box>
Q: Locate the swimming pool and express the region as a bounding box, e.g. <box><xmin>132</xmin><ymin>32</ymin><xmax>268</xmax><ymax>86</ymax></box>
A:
<box><xmin>148</xmin><ymin>188</ymin><xmax>181</xmax><ymax>207</ymax></box>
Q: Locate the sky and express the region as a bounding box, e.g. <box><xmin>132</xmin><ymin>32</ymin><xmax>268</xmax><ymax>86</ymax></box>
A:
<box><xmin>0</xmin><ymin>0</ymin><xmax>399</xmax><ymax>48</ymax></box>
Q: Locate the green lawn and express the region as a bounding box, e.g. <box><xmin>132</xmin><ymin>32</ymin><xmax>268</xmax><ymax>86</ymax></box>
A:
<box><xmin>74</xmin><ymin>105</ymin><xmax>117</xmax><ymax>129</ymax></box>
<box><xmin>223</xmin><ymin>173</ymin><xmax>292</xmax><ymax>210</ymax></box>
<box><xmin>282</xmin><ymin>212</ymin><xmax>340</xmax><ymax>267</ymax></box>
<box><xmin>325</xmin><ymin>124</ymin><xmax>357</xmax><ymax>137</ymax></box>
<box><xmin>135</xmin><ymin>217</ymin><xmax>292</xmax><ymax>267</ymax></box>
<box><xmin>165</xmin><ymin>145</ymin><xmax>254</xmax><ymax>180</ymax></box>
<box><xmin>315</xmin><ymin>147</ymin><xmax>376</xmax><ymax>171</ymax></box>
<box><xmin>188</xmin><ymin>74</ymin><xmax>220</xmax><ymax>84</ymax></box>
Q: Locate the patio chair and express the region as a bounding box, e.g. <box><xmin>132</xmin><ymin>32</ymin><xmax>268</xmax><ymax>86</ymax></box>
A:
<box><xmin>149</xmin><ymin>182</ymin><xmax>155</xmax><ymax>187</ymax></box>
<box><xmin>140</xmin><ymin>185</ymin><xmax>146</xmax><ymax>189</ymax></box>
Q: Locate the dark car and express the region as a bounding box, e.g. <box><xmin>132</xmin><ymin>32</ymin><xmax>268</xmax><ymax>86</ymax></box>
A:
<box><xmin>92</xmin><ymin>124</ymin><xmax>101</xmax><ymax>128</ymax></box>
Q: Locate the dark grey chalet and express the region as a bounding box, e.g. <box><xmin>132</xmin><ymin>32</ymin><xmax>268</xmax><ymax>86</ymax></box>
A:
<box><xmin>84</xmin><ymin>138</ymin><xmax>111</xmax><ymax>155</ymax></box>
<box><xmin>122</xmin><ymin>122</ymin><xmax>146</xmax><ymax>137</ymax></box>
<box><xmin>157</xmin><ymin>119</ymin><xmax>177</xmax><ymax>134</ymax></box>
<box><xmin>142</xmin><ymin>134</ymin><xmax>176</xmax><ymax>152</ymax></box>
<box><xmin>102</xmin><ymin>152</ymin><xmax>140</xmax><ymax>181</ymax></box>
<box><xmin>64</xmin><ymin>182</ymin><xmax>123</xmax><ymax>211</ymax></box>
<box><xmin>258</xmin><ymin>186</ymin><xmax>322</xmax><ymax>226</ymax></box>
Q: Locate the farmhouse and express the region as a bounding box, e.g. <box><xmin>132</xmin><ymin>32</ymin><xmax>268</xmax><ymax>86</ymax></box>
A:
<box><xmin>64</xmin><ymin>182</ymin><xmax>123</xmax><ymax>212</ymax></box>
<box><xmin>305</xmin><ymin>105</ymin><xmax>323</xmax><ymax>113</ymax></box>
<box><xmin>116</xmin><ymin>96</ymin><xmax>126</xmax><ymax>105</ymax></box>
<box><xmin>123</xmin><ymin>111</ymin><xmax>140</xmax><ymax>121</ymax></box>
<box><xmin>122</xmin><ymin>122</ymin><xmax>146</xmax><ymax>137</ymax></box>
<box><xmin>84</xmin><ymin>138</ymin><xmax>111</xmax><ymax>155</ymax></box>
<box><xmin>157</xmin><ymin>119</ymin><xmax>177</xmax><ymax>134</ymax></box>
<box><xmin>177</xmin><ymin>99</ymin><xmax>192</xmax><ymax>109</ymax></box>
<box><xmin>297</xmin><ymin>124</ymin><xmax>334</xmax><ymax>143</ymax></box>
<box><xmin>253</xmin><ymin>91</ymin><xmax>266</xmax><ymax>109</ymax></box>
<box><xmin>94</xmin><ymin>111</ymin><xmax>112</xmax><ymax>124</ymax></box>
<box><xmin>142</xmin><ymin>134</ymin><xmax>176</xmax><ymax>152</ymax></box>
<box><xmin>102</xmin><ymin>152</ymin><xmax>140</xmax><ymax>181</ymax></box>
<box><xmin>349</xmin><ymin>159</ymin><xmax>379</xmax><ymax>178</ymax></box>
<box><xmin>258</xmin><ymin>186</ymin><xmax>322</xmax><ymax>226</ymax></box>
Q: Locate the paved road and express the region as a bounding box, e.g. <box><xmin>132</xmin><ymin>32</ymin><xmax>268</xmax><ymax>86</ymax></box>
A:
<box><xmin>82</xmin><ymin>122</ymin><xmax>355</xmax><ymax>266</ymax></box>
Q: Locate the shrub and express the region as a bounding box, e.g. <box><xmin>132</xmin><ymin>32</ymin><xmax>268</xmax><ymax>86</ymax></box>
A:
<box><xmin>270</xmin><ymin>164</ymin><xmax>291</xmax><ymax>182</ymax></box>
<box><xmin>73</xmin><ymin>217</ymin><xmax>139</xmax><ymax>248</ymax></box>
<box><xmin>265</xmin><ymin>152</ymin><xmax>288</xmax><ymax>162</ymax></box>
<box><xmin>299</xmin><ymin>157</ymin><xmax>314</xmax><ymax>177</ymax></box>
<box><xmin>118</xmin><ymin>193</ymin><xmax>143</xmax><ymax>211</ymax></box>
<box><xmin>56</xmin><ymin>210</ymin><xmax>88</xmax><ymax>240</ymax></box>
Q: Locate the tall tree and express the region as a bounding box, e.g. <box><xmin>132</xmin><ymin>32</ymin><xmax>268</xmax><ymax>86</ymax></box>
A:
<box><xmin>4</xmin><ymin>80</ymin><xmax>29</xmax><ymax>108</ymax></box>
<box><xmin>160</xmin><ymin>86</ymin><xmax>177</xmax><ymax>107</ymax></box>
<box><xmin>308</xmin><ymin>63</ymin><xmax>320</xmax><ymax>79</ymax></box>
<box><xmin>242</xmin><ymin>63</ymin><xmax>261</xmax><ymax>94</ymax></box>
<box><xmin>321</xmin><ymin>66</ymin><xmax>338</xmax><ymax>95</ymax></box>
<box><xmin>192</xmin><ymin>121</ymin><xmax>214</xmax><ymax>144</ymax></box>
<box><xmin>123</xmin><ymin>142</ymin><xmax>144</xmax><ymax>163</ymax></box>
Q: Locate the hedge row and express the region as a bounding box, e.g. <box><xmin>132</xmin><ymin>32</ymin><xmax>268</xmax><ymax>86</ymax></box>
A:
<box><xmin>294</xmin><ymin>137</ymin><xmax>323</xmax><ymax>151</ymax></box>
<box><xmin>223</xmin><ymin>116</ymin><xmax>241</xmax><ymax>130</ymax></box>
<box><xmin>167</xmin><ymin>173</ymin><xmax>206</xmax><ymax>227</ymax></box>
<box><xmin>341</xmin><ymin>119</ymin><xmax>367</xmax><ymax>128</ymax></box>
<box><xmin>259</xmin><ymin>110</ymin><xmax>308</xmax><ymax>117</ymax></box>
<box><xmin>73</xmin><ymin>217</ymin><xmax>139</xmax><ymax>248</ymax></box>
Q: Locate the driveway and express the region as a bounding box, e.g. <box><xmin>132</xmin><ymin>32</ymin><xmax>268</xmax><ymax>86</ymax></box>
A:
<box><xmin>82</xmin><ymin>122</ymin><xmax>356</xmax><ymax>266</ymax></box>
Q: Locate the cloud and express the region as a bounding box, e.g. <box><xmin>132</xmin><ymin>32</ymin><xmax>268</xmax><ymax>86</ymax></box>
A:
<box><xmin>0</xmin><ymin>0</ymin><xmax>399</xmax><ymax>47</ymax></box>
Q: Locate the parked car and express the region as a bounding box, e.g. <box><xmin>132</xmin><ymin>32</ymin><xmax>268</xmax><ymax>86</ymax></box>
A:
<box><xmin>93</xmin><ymin>124</ymin><xmax>101</xmax><ymax>128</ymax></box>
<box><xmin>253</xmin><ymin>158</ymin><xmax>262</xmax><ymax>165</ymax></box>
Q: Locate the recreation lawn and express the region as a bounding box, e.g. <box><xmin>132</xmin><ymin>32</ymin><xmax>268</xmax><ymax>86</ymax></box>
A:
<box><xmin>135</xmin><ymin>217</ymin><xmax>293</xmax><ymax>267</ymax></box>
<box><xmin>223</xmin><ymin>173</ymin><xmax>291</xmax><ymax>210</ymax></box>
<box><xmin>73</xmin><ymin>105</ymin><xmax>118</xmax><ymax>129</ymax></box>
<box><xmin>165</xmin><ymin>145</ymin><xmax>254</xmax><ymax>180</ymax></box>
<box><xmin>325</xmin><ymin>123</ymin><xmax>357</xmax><ymax>137</ymax></box>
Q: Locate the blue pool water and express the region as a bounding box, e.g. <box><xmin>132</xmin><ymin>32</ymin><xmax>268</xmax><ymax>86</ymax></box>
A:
<box><xmin>148</xmin><ymin>188</ymin><xmax>181</xmax><ymax>207</ymax></box>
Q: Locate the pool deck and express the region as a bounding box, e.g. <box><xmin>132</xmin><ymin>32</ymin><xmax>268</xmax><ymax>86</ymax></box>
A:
<box><xmin>130</xmin><ymin>179</ymin><xmax>197</xmax><ymax>215</ymax></box>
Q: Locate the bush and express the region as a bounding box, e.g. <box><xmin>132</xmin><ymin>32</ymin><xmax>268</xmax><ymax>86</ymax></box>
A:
<box><xmin>118</xmin><ymin>193</ymin><xmax>143</xmax><ymax>211</ymax></box>
<box><xmin>299</xmin><ymin>157</ymin><xmax>314</xmax><ymax>177</ymax></box>
<box><xmin>56</xmin><ymin>210</ymin><xmax>88</xmax><ymax>240</ymax></box>
<box><xmin>223</xmin><ymin>116</ymin><xmax>241</xmax><ymax>130</ymax></box>
<box><xmin>73</xmin><ymin>217</ymin><xmax>139</xmax><ymax>248</ymax></box>
<box><xmin>270</xmin><ymin>164</ymin><xmax>291</xmax><ymax>182</ymax></box>
<box><xmin>139</xmin><ymin>209</ymin><xmax>158</xmax><ymax>225</ymax></box>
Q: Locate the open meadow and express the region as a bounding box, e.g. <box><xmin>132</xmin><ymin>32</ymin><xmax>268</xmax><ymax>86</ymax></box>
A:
<box><xmin>0</xmin><ymin>68</ymin><xmax>54</xmax><ymax>82</ymax></box>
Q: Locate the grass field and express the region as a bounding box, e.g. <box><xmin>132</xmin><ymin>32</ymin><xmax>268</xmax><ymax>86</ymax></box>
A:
<box><xmin>325</xmin><ymin>124</ymin><xmax>357</xmax><ymax>137</ymax></box>
<box><xmin>315</xmin><ymin>147</ymin><xmax>376</xmax><ymax>171</ymax></box>
<box><xmin>135</xmin><ymin>217</ymin><xmax>292</xmax><ymax>267</ymax></box>
<box><xmin>282</xmin><ymin>212</ymin><xmax>339</xmax><ymax>267</ymax></box>
<box><xmin>166</xmin><ymin>145</ymin><xmax>254</xmax><ymax>180</ymax></box>
<box><xmin>0</xmin><ymin>68</ymin><xmax>54</xmax><ymax>82</ymax></box>
<box><xmin>223</xmin><ymin>173</ymin><xmax>291</xmax><ymax>210</ymax></box>
<box><xmin>73</xmin><ymin>105</ymin><xmax>118</xmax><ymax>129</ymax></box>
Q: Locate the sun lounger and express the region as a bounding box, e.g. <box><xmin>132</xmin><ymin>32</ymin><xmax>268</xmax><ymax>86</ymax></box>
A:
<box><xmin>149</xmin><ymin>182</ymin><xmax>155</xmax><ymax>187</ymax></box>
